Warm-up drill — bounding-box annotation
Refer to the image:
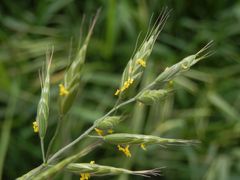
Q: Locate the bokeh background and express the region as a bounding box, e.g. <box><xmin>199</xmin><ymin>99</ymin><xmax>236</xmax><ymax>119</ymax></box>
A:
<box><xmin>0</xmin><ymin>0</ymin><xmax>240</xmax><ymax>179</ymax></box>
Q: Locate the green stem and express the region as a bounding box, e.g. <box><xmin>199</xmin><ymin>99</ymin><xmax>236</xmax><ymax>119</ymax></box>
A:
<box><xmin>40</xmin><ymin>138</ymin><xmax>46</xmax><ymax>164</ymax></box>
<box><xmin>16</xmin><ymin>164</ymin><xmax>44</xmax><ymax>180</ymax></box>
<box><xmin>46</xmin><ymin>115</ymin><xmax>63</xmax><ymax>159</ymax></box>
<box><xmin>47</xmin><ymin>97</ymin><xmax>136</xmax><ymax>164</ymax></box>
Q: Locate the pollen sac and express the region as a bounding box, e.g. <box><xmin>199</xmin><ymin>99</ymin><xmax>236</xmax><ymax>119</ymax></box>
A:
<box><xmin>32</xmin><ymin>121</ymin><xmax>39</xmax><ymax>133</ymax></box>
<box><xmin>94</xmin><ymin>128</ymin><xmax>104</xmax><ymax>136</ymax></box>
<box><xmin>59</xmin><ymin>84</ymin><xmax>69</xmax><ymax>96</ymax></box>
<box><xmin>136</xmin><ymin>59</ymin><xmax>146</xmax><ymax>67</ymax></box>
<box><xmin>117</xmin><ymin>145</ymin><xmax>131</xmax><ymax>157</ymax></box>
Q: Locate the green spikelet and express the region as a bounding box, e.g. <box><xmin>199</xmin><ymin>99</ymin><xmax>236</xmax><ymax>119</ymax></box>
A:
<box><xmin>153</xmin><ymin>41</ymin><xmax>213</xmax><ymax>88</ymax></box>
<box><xmin>115</xmin><ymin>9</ymin><xmax>170</xmax><ymax>97</ymax></box>
<box><xmin>59</xmin><ymin>11</ymin><xmax>100</xmax><ymax>115</ymax></box>
<box><xmin>103</xmin><ymin>133</ymin><xmax>200</xmax><ymax>146</ymax></box>
<box><xmin>36</xmin><ymin>50</ymin><xmax>52</xmax><ymax>139</ymax></box>
<box><xmin>137</xmin><ymin>89</ymin><xmax>170</xmax><ymax>105</ymax></box>
<box><xmin>66</xmin><ymin>162</ymin><xmax>162</xmax><ymax>177</ymax></box>
<box><xmin>94</xmin><ymin>116</ymin><xmax>122</xmax><ymax>130</ymax></box>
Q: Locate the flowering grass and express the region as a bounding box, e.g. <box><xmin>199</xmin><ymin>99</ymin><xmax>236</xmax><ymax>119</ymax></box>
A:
<box><xmin>17</xmin><ymin>8</ymin><xmax>213</xmax><ymax>180</ymax></box>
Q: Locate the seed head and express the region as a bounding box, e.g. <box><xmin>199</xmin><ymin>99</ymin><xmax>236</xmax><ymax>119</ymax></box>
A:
<box><xmin>35</xmin><ymin>48</ymin><xmax>52</xmax><ymax>138</ymax></box>
<box><xmin>104</xmin><ymin>133</ymin><xmax>200</xmax><ymax>147</ymax></box>
<box><xmin>59</xmin><ymin>11</ymin><xmax>99</xmax><ymax>115</ymax></box>
<box><xmin>153</xmin><ymin>41</ymin><xmax>213</xmax><ymax>89</ymax></box>
<box><xmin>67</xmin><ymin>162</ymin><xmax>163</xmax><ymax>177</ymax></box>
<box><xmin>116</xmin><ymin>9</ymin><xmax>170</xmax><ymax>97</ymax></box>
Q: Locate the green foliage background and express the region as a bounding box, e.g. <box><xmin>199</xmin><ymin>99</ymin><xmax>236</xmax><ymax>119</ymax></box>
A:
<box><xmin>0</xmin><ymin>0</ymin><xmax>240</xmax><ymax>179</ymax></box>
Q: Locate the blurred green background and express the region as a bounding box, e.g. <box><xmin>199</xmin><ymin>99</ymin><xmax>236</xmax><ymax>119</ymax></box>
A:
<box><xmin>0</xmin><ymin>0</ymin><xmax>240</xmax><ymax>179</ymax></box>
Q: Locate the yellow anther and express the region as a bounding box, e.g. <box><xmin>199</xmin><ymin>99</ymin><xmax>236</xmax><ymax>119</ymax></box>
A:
<box><xmin>94</xmin><ymin>128</ymin><xmax>104</xmax><ymax>136</ymax></box>
<box><xmin>140</xmin><ymin>143</ymin><xmax>146</xmax><ymax>151</ymax></box>
<box><xmin>128</xmin><ymin>78</ymin><xmax>134</xmax><ymax>84</ymax></box>
<box><xmin>117</xmin><ymin>145</ymin><xmax>131</xmax><ymax>157</ymax></box>
<box><xmin>114</xmin><ymin>89</ymin><xmax>120</xmax><ymax>96</ymax></box>
<box><xmin>124</xmin><ymin>81</ymin><xmax>129</xmax><ymax>88</ymax></box>
<box><xmin>115</xmin><ymin>78</ymin><xmax>134</xmax><ymax>96</ymax></box>
<box><xmin>32</xmin><ymin>121</ymin><xmax>39</xmax><ymax>133</ymax></box>
<box><xmin>136</xmin><ymin>59</ymin><xmax>146</xmax><ymax>67</ymax></box>
<box><xmin>80</xmin><ymin>173</ymin><xmax>90</xmax><ymax>180</ymax></box>
<box><xmin>108</xmin><ymin>129</ymin><xmax>114</xmax><ymax>134</ymax></box>
<box><xmin>59</xmin><ymin>83</ymin><xmax>69</xmax><ymax>96</ymax></box>
<box><xmin>121</xmin><ymin>86</ymin><xmax>126</xmax><ymax>92</ymax></box>
<box><xmin>90</xmin><ymin>161</ymin><xmax>95</xmax><ymax>164</ymax></box>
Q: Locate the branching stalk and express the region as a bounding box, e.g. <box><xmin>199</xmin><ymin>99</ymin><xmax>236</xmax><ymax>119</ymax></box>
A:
<box><xmin>47</xmin><ymin>97</ymin><xmax>136</xmax><ymax>163</ymax></box>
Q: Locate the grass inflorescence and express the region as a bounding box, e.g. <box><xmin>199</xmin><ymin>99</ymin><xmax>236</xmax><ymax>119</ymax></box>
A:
<box><xmin>18</xmin><ymin>8</ymin><xmax>213</xmax><ymax>180</ymax></box>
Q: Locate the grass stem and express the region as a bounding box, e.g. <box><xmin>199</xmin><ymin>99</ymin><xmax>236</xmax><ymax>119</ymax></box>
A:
<box><xmin>46</xmin><ymin>115</ymin><xmax>63</xmax><ymax>159</ymax></box>
<box><xmin>40</xmin><ymin>138</ymin><xmax>46</xmax><ymax>164</ymax></box>
<box><xmin>47</xmin><ymin>97</ymin><xmax>136</xmax><ymax>163</ymax></box>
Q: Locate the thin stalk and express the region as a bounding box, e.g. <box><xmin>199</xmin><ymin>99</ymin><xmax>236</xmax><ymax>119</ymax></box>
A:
<box><xmin>47</xmin><ymin>97</ymin><xmax>136</xmax><ymax>163</ymax></box>
<box><xmin>40</xmin><ymin>138</ymin><xmax>46</xmax><ymax>164</ymax></box>
<box><xmin>16</xmin><ymin>164</ymin><xmax>45</xmax><ymax>180</ymax></box>
<box><xmin>19</xmin><ymin>97</ymin><xmax>137</xmax><ymax>178</ymax></box>
<box><xmin>46</xmin><ymin>115</ymin><xmax>64</xmax><ymax>159</ymax></box>
<box><xmin>35</xmin><ymin>142</ymin><xmax>102</xmax><ymax>180</ymax></box>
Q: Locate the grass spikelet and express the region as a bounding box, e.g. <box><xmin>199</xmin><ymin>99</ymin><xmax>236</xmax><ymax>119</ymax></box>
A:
<box><xmin>35</xmin><ymin>48</ymin><xmax>53</xmax><ymax>163</ymax></box>
<box><xmin>94</xmin><ymin>116</ymin><xmax>122</xmax><ymax>130</ymax></box>
<box><xmin>153</xmin><ymin>41</ymin><xmax>214</xmax><ymax>88</ymax></box>
<box><xmin>59</xmin><ymin>10</ymin><xmax>100</xmax><ymax>115</ymax></box>
<box><xmin>103</xmin><ymin>133</ymin><xmax>200</xmax><ymax>147</ymax></box>
<box><xmin>116</xmin><ymin>8</ymin><xmax>171</xmax><ymax>97</ymax></box>
<box><xmin>137</xmin><ymin>89</ymin><xmax>170</xmax><ymax>105</ymax></box>
<box><xmin>66</xmin><ymin>162</ymin><xmax>163</xmax><ymax>178</ymax></box>
<box><xmin>36</xmin><ymin>48</ymin><xmax>53</xmax><ymax>139</ymax></box>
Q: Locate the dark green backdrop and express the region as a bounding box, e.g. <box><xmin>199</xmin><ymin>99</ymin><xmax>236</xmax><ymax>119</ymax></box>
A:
<box><xmin>0</xmin><ymin>0</ymin><xmax>239</xmax><ymax>180</ymax></box>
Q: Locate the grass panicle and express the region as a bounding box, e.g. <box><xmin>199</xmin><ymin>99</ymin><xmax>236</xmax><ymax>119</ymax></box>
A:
<box><xmin>16</xmin><ymin>9</ymin><xmax>211</xmax><ymax>180</ymax></box>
